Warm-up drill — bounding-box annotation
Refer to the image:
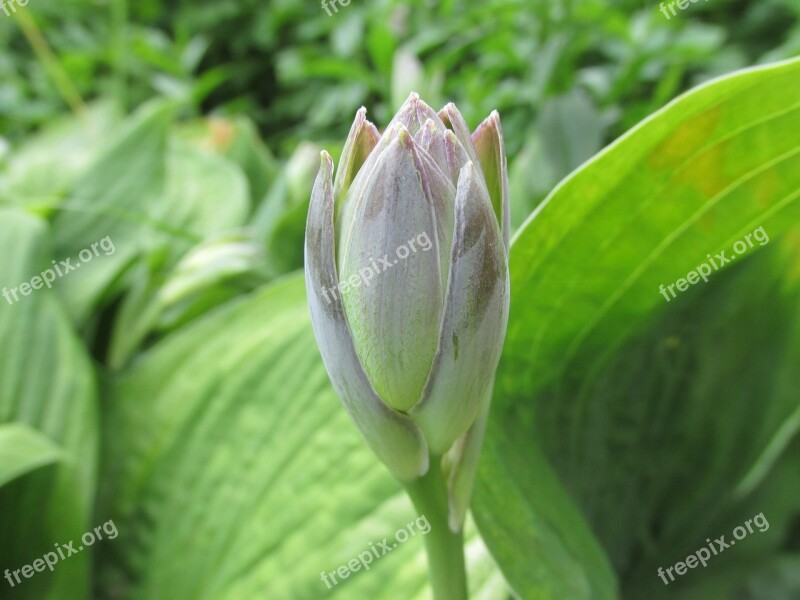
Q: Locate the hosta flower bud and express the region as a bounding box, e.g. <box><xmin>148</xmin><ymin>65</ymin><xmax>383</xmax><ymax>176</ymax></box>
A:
<box><xmin>305</xmin><ymin>94</ymin><xmax>509</xmax><ymax>526</ymax></box>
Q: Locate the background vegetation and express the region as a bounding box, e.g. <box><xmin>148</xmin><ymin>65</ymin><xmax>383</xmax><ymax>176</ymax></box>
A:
<box><xmin>1</xmin><ymin>0</ymin><xmax>799</xmax><ymax>599</ymax></box>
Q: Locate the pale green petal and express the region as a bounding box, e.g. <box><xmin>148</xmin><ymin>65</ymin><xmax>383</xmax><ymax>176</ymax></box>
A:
<box><xmin>333</xmin><ymin>107</ymin><xmax>380</xmax><ymax>212</ymax></box>
<box><xmin>438</xmin><ymin>102</ymin><xmax>480</xmax><ymax>165</ymax></box>
<box><xmin>472</xmin><ymin>110</ymin><xmax>510</xmax><ymax>250</ymax></box>
<box><xmin>411</xmin><ymin>162</ymin><xmax>509</xmax><ymax>454</ymax></box>
<box><xmin>445</xmin><ymin>393</ymin><xmax>491</xmax><ymax>532</ymax></box>
<box><xmin>305</xmin><ymin>151</ymin><xmax>428</xmax><ymax>481</ymax></box>
<box><xmin>338</xmin><ymin>129</ymin><xmax>456</xmax><ymax>412</ymax></box>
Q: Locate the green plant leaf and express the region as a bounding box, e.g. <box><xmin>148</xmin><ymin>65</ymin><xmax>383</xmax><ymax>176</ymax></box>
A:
<box><xmin>163</xmin><ymin>139</ymin><xmax>250</xmax><ymax>236</ymax></box>
<box><xmin>252</xmin><ymin>142</ymin><xmax>322</xmax><ymax>276</ymax></box>
<box><xmin>474</xmin><ymin>57</ymin><xmax>800</xmax><ymax>599</ymax></box>
<box><xmin>626</xmin><ymin>434</ymin><xmax>800</xmax><ymax>599</ymax></box>
<box><xmin>0</xmin><ymin>424</ymin><xmax>62</xmax><ymax>489</ymax></box>
<box><xmin>0</xmin><ymin>208</ymin><xmax>98</xmax><ymax>600</ymax></box>
<box><xmin>51</xmin><ymin>100</ymin><xmax>176</xmax><ymax>325</ymax></box>
<box><xmin>537</xmin><ymin>89</ymin><xmax>605</xmax><ymax>180</ymax></box>
<box><xmin>98</xmin><ymin>275</ymin><xmax>508</xmax><ymax>599</ymax></box>
<box><xmin>0</xmin><ymin>100</ymin><xmax>122</xmax><ymax>215</ymax></box>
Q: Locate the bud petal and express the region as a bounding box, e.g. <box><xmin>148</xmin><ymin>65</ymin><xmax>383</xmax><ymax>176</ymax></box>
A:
<box><xmin>472</xmin><ymin>111</ymin><xmax>510</xmax><ymax>250</ymax></box>
<box><xmin>414</xmin><ymin>119</ymin><xmax>448</xmax><ymax>176</ymax></box>
<box><xmin>333</xmin><ymin>107</ymin><xmax>380</xmax><ymax>209</ymax></box>
<box><xmin>445</xmin><ymin>396</ymin><xmax>491</xmax><ymax>532</ymax></box>
<box><xmin>410</xmin><ymin>162</ymin><xmax>509</xmax><ymax>454</ymax></box>
<box><xmin>414</xmin><ymin>120</ymin><xmax>471</xmax><ymax>186</ymax></box>
<box><xmin>335</xmin><ymin>123</ymin><xmax>403</xmax><ymax>258</ymax></box>
<box><xmin>438</xmin><ymin>103</ymin><xmax>480</xmax><ymax>165</ymax></box>
<box><xmin>338</xmin><ymin>130</ymin><xmax>456</xmax><ymax>412</ymax></box>
<box><xmin>389</xmin><ymin>92</ymin><xmax>447</xmax><ymax>136</ymax></box>
<box><xmin>305</xmin><ymin>151</ymin><xmax>429</xmax><ymax>480</ymax></box>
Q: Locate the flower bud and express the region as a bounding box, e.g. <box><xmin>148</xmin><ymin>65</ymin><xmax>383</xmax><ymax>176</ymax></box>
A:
<box><xmin>305</xmin><ymin>94</ymin><xmax>509</xmax><ymax>529</ymax></box>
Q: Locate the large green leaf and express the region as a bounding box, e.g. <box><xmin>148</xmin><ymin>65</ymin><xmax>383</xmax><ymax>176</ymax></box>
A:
<box><xmin>551</xmin><ymin>242</ymin><xmax>799</xmax><ymax>573</ymax></box>
<box><xmin>473</xmin><ymin>57</ymin><xmax>800</xmax><ymax>599</ymax></box>
<box><xmin>629</xmin><ymin>435</ymin><xmax>800</xmax><ymax>599</ymax></box>
<box><xmin>0</xmin><ymin>424</ymin><xmax>62</xmax><ymax>489</ymax></box>
<box><xmin>0</xmin><ymin>208</ymin><xmax>98</xmax><ymax>600</ymax></box>
<box><xmin>98</xmin><ymin>275</ymin><xmax>508</xmax><ymax>599</ymax></box>
<box><xmin>51</xmin><ymin>101</ymin><xmax>175</xmax><ymax>325</ymax></box>
<box><xmin>0</xmin><ymin>101</ymin><xmax>122</xmax><ymax>214</ymax></box>
<box><xmin>49</xmin><ymin>100</ymin><xmax>252</xmax><ymax>345</ymax></box>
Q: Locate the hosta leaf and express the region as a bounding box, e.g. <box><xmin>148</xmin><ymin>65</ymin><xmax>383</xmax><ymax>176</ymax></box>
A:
<box><xmin>630</xmin><ymin>436</ymin><xmax>800</xmax><ymax>599</ymax></box>
<box><xmin>163</xmin><ymin>139</ymin><xmax>250</xmax><ymax>236</ymax></box>
<box><xmin>0</xmin><ymin>424</ymin><xmax>62</xmax><ymax>489</ymax></box>
<box><xmin>98</xmin><ymin>275</ymin><xmax>507</xmax><ymax>599</ymax></box>
<box><xmin>504</xmin><ymin>57</ymin><xmax>800</xmax><ymax>397</ymax></box>
<box><xmin>543</xmin><ymin>242</ymin><xmax>800</xmax><ymax>572</ymax></box>
<box><xmin>537</xmin><ymin>89</ymin><xmax>605</xmax><ymax>180</ymax></box>
<box><xmin>50</xmin><ymin>100</ymin><xmax>252</xmax><ymax>338</ymax></box>
<box><xmin>474</xmin><ymin>57</ymin><xmax>800</xmax><ymax>599</ymax></box>
<box><xmin>0</xmin><ymin>101</ymin><xmax>122</xmax><ymax>214</ymax></box>
<box><xmin>0</xmin><ymin>208</ymin><xmax>98</xmax><ymax>600</ymax></box>
<box><xmin>51</xmin><ymin>100</ymin><xmax>175</xmax><ymax>325</ymax></box>
<box><xmin>252</xmin><ymin>143</ymin><xmax>321</xmax><ymax>276</ymax></box>
<box><xmin>202</xmin><ymin>116</ymin><xmax>279</xmax><ymax>206</ymax></box>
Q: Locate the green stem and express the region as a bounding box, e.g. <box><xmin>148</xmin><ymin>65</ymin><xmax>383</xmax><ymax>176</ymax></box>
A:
<box><xmin>403</xmin><ymin>455</ymin><xmax>468</xmax><ymax>600</ymax></box>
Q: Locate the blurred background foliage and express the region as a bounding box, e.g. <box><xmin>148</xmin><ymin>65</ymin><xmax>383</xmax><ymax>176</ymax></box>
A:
<box><xmin>2</xmin><ymin>0</ymin><xmax>800</xmax><ymax>229</ymax></box>
<box><xmin>1</xmin><ymin>1</ymin><xmax>800</xmax><ymax>598</ymax></box>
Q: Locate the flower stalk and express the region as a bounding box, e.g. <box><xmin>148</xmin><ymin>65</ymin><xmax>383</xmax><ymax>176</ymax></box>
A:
<box><xmin>404</xmin><ymin>455</ymin><xmax>468</xmax><ymax>600</ymax></box>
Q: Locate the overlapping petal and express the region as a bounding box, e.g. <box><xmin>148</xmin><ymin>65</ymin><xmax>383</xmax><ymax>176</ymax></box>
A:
<box><xmin>333</xmin><ymin>107</ymin><xmax>380</xmax><ymax>209</ymax></box>
<box><xmin>305</xmin><ymin>152</ymin><xmax>429</xmax><ymax>480</ymax></box>
<box><xmin>411</xmin><ymin>161</ymin><xmax>509</xmax><ymax>454</ymax></box>
<box><xmin>388</xmin><ymin>92</ymin><xmax>447</xmax><ymax>136</ymax></box>
<box><xmin>472</xmin><ymin>111</ymin><xmax>510</xmax><ymax>250</ymax></box>
<box><xmin>337</xmin><ymin>129</ymin><xmax>456</xmax><ymax>412</ymax></box>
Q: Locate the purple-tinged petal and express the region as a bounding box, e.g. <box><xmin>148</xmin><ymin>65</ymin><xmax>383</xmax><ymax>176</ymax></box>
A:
<box><xmin>472</xmin><ymin>110</ymin><xmax>510</xmax><ymax>250</ymax></box>
<box><xmin>337</xmin><ymin>129</ymin><xmax>456</xmax><ymax>412</ymax></box>
<box><xmin>305</xmin><ymin>151</ymin><xmax>429</xmax><ymax>480</ymax></box>
<box><xmin>389</xmin><ymin>92</ymin><xmax>447</xmax><ymax>136</ymax></box>
<box><xmin>414</xmin><ymin>119</ymin><xmax>449</xmax><ymax>178</ymax></box>
<box><xmin>443</xmin><ymin>130</ymin><xmax>471</xmax><ymax>187</ymax></box>
<box><xmin>414</xmin><ymin>119</ymin><xmax>472</xmax><ymax>188</ymax></box>
<box><xmin>438</xmin><ymin>103</ymin><xmax>480</xmax><ymax>165</ymax></box>
<box><xmin>411</xmin><ymin>161</ymin><xmax>509</xmax><ymax>454</ymax></box>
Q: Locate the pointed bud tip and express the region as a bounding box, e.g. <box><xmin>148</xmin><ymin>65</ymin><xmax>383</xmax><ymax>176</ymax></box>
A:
<box><xmin>459</xmin><ymin>160</ymin><xmax>478</xmax><ymax>180</ymax></box>
<box><xmin>422</xmin><ymin>118</ymin><xmax>438</xmax><ymax>132</ymax></box>
<box><xmin>395</xmin><ymin>124</ymin><xmax>413</xmax><ymax>147</ymax></box>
